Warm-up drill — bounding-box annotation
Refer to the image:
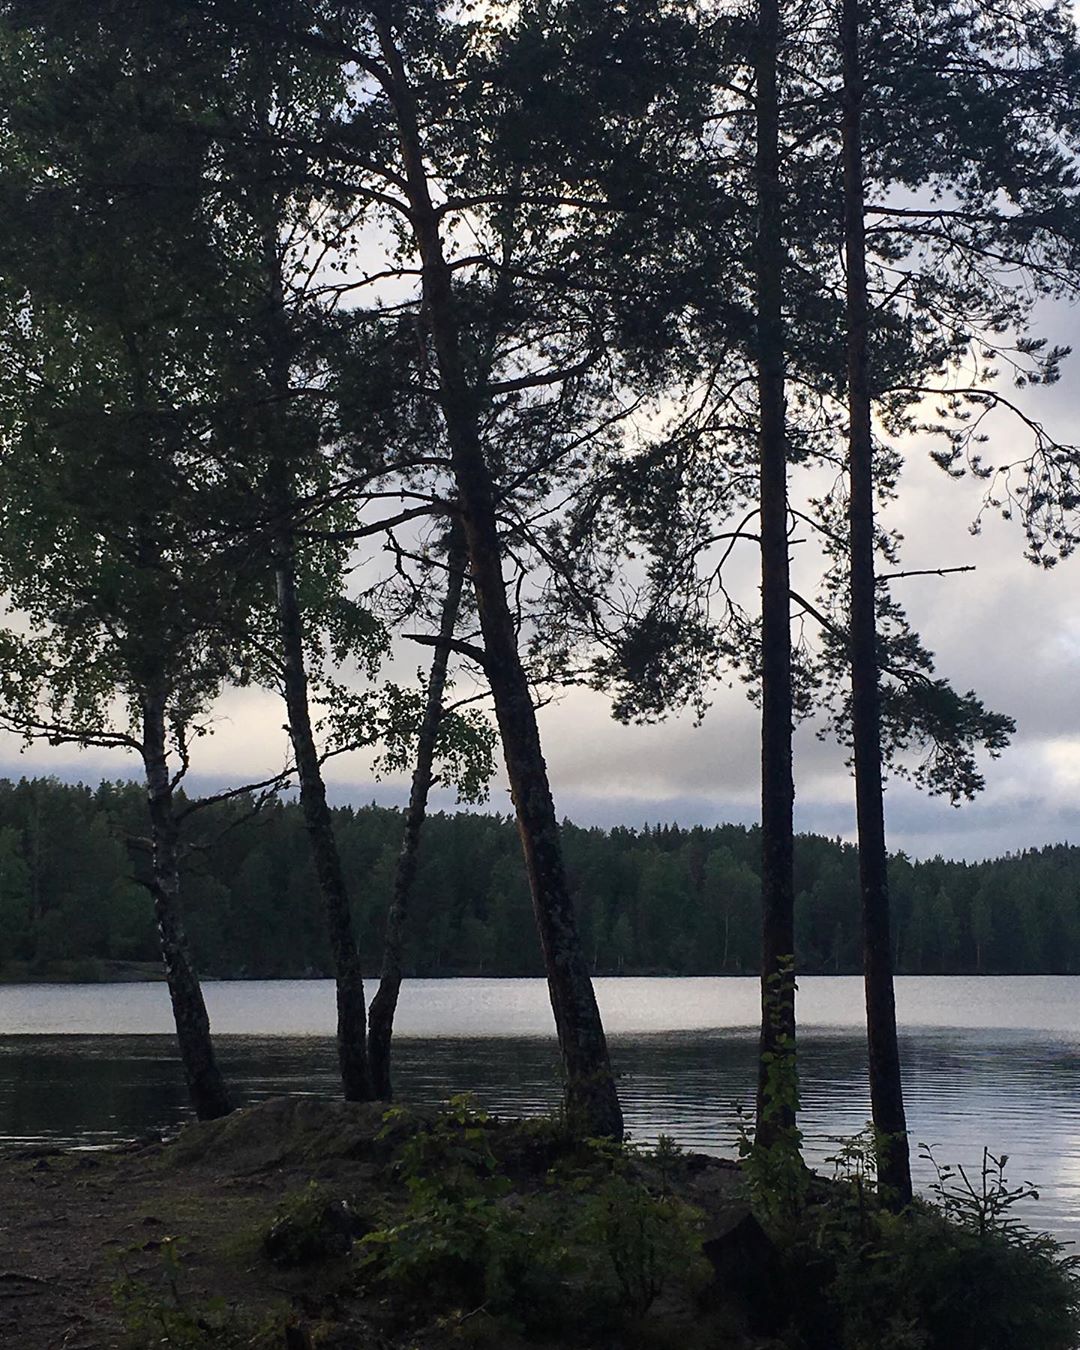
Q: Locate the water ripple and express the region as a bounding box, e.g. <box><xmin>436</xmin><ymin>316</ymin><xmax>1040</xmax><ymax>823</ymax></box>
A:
<box><xmin>1</xmin><ymin>976</ymin><xmax>1078</xmax><ymax>1242</ymax></box>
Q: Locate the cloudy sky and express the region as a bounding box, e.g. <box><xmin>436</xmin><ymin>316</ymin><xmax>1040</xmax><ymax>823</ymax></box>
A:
<box><xmin>3</xmin><ymin>199</ymin><xmax>1079</xmax><ymax>865</ymax></box>
<box><xmin>4</xmin><ymin>302</ymin><xmax>1078</xmax><ymax>868</ymax></box>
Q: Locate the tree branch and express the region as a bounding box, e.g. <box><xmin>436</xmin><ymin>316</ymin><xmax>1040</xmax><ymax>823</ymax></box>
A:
<box><xmin>299</xmin><ymin>501</ymin><xmax>449</xmax><ymax>544</ymax></box>
<box><xmin>175</xmin><ymin>769</ymin><xmax>295</xmax><ymax>823</ymax></box>
<box><xmin>879</xmin><ymin>565</ymin><xmax>976</xmax><ymax>581</ymax></box>
<box><xmin>403</xmin><ymin>633</ymin><xmax>489</xmax><ymax>669</ymax></box>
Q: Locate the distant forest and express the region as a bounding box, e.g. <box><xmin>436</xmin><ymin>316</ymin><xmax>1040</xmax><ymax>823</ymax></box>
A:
<box><xmin>1</xmin><ymin>776</ymin><xmax>1077</xmax><ymax>980</ymax></box>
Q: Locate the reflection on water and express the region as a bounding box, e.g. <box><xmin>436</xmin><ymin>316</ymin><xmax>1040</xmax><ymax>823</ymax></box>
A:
<box><xmin>1</xmin><ymin>976</ymin><xmax>1079</xmax><ymax>1243</ymax></box>
<box><xmin>4</xmin><ymin>974</ymin><xmax>1080</xmax><ymax>1038</ymax></box>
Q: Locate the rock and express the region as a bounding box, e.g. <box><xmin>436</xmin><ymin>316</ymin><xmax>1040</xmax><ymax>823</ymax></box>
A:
<box><xmin>700</xmin><ymin>1208</ymin><xmax>787</xmax><ymax>1335</ymax></box>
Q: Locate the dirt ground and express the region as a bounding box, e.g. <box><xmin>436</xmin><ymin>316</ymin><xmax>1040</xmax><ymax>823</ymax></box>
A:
<box><xmin>0</xmin><ymin>1098</ymin><xmax>421</xmax><ymax>1348</ymax></box>
<box><xmin>0</xmin><ymin>1097</ymin><xmax>754</xmax><ymax>1350</ymax></box>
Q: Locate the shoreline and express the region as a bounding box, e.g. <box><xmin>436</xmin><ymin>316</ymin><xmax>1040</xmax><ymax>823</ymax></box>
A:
<box><xmin>4</xmin><ymin>964</ymin><xmax>1079</xmax><ymax>986</ymax></box>
<box><xmin>1</xmin><ymin>1095</ymin><xmax>1072</xmax><ymax>1349</ymax></box>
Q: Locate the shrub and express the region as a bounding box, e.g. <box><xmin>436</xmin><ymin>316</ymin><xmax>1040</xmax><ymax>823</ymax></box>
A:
<box><xmin>264</xmin><ymin>1182</ymin><xmax>368</xmax><ymax>1267</ymax></box>
<box><xmin>355</xmin><ymin>1099</ymin><xmax>708</xmax><ymax>1331</ymax></box>
<box><xmin>828</xmin><ymin>1202</ymin><xmax>1080</xmax><ymax>1350</ymax></box>
<box><xmin>551</xmin><ymin>1134</ymin><xmax>710</xmax><ymax>1318</ymax></box>
<box><xmin>578</xmin><ymin>1169</ymin><xmax>707</xmax><ymax>1315</ymax></box>
<box><xmin>356</xmin><ymin>1097</ymin><xmax>564</xmax><ymax>1318</ymax></box>
<box><xmin>791</xmin><ymin>1139</ymin><xmax>1080</xmax><ymax>1350</ymax></box>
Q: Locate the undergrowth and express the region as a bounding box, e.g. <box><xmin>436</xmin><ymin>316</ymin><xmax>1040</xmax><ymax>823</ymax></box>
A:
<box><xmin>113</xmin><ymin>1237</ymin><xmax>287</xmax><ymax>1348</ymax></box>
<box><xmin>351</xmin><ymin>1095</ymin><xmax>709</xmax><ymax>1335</ymax></box>
<box><xmin>778</xmin><ymin>1130</ymin><xmax>1080</xmax><ymax>1350</ymax></box>
<box><xmin>114</xmin><ymin>1097</ymin><xmax>1080</xmax><ymax>1350</ymax></box>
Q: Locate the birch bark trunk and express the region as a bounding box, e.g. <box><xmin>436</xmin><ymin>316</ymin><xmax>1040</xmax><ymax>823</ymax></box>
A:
<box><xmin>142</xmin><ymin>690</ymin><xmax>231</xmax><ymax>1120</ymax></box>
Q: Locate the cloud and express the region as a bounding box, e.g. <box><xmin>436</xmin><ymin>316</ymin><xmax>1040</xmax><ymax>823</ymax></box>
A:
<box><xmin>3</xmin><ymin>303</ymin><xmax>1078</xmax><ymax>864</ymax></box>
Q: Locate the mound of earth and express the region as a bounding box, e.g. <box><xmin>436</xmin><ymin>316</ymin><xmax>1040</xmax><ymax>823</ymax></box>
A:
<box><xmin>0</xmin><ymin>1095</ymin><xmax>762</xmax><ymax>1350</ymax></box>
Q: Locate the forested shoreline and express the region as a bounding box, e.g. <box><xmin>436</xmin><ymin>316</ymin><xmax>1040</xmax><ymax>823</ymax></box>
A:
<box><xmin>2</xmin><ymin>776</ymin><xmax>1076</xmax><ymax>981</ymax></box>
<box><xmin>3</xmin><ymin>0</ymin><xmax>1080</xmax><ymax>1261</ymax></box>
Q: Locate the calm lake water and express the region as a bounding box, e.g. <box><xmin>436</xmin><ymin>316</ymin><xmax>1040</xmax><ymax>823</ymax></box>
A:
<box><xmin>2</xmin><ymin>975</ymin><xmax>1078</xmax><ymax>1242</ymax></box>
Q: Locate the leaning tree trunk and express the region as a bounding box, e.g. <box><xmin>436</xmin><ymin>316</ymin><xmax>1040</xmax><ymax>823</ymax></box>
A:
<box><xmin>841</xmin><ymin>0</ymin><xmax>913</xmax><ymax>1208</ymax></box>
<box><xmin>276</xmin><ymin>539</ymin><xmax>374</xmax><ymax>1102</ymax></box>
<box><xmin>369</xmin><ymin>533</ymin><xmax>466</xmax><ymax>1100</ymax></box>
<box><xmin>250</xmin><ymin>103</ymin><xmax>373</xmax><ymax>1103</ymax></box>
<box><xmin>754</xmin><ymin>0</ymin><xmax>799</xmax><ymax>1151</ymax></box>
<box><xmin>374</xmin><ymin>15</ymin><xmax>622</xmax><ymax>1139</ymax></box>
<box><xmin>141</xmin><ymin>691</ymin><xmax>231</xmax><ymax>1120</ymax></box>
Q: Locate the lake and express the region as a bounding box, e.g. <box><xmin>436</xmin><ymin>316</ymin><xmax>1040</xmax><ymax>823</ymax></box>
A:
<box><xmin>2</xmin><ymin>975</ymin><xmax>1078</xmax><ymax>1242</ymax></box>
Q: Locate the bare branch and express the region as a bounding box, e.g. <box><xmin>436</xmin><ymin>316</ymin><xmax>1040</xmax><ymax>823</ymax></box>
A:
<box><xmin>175</xmin><ymin>769</ymin><xmax>295</xmax><ymax>823</ymax></box>
<box><xmin>485</xmin><ymin>353</ymin><xmax>598</xmax><ymax>396</ymax></box>
<box><xmin>879</xmin><ymin>565</ymin><xmax>976</xmax><ymax>581</ymax></box>
<box><xmin>299</xmin><ymin>501</ymin><xmax>449</xmax><ymax>544</ymax></box>
<box><xmin>0</xmin><ymin>716</ymin><xmax>142</xmax><ymax>754</ymax></box>
<box><xmin>404</xmin><ymin>632</ymin><xmax>489</xmax><ymax>669</ymax></box>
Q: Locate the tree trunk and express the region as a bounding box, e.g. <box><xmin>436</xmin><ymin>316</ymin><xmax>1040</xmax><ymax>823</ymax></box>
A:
<box><xmin>249</xmin><ymin>92</ymin><xmax>373</xmax><ymax>1103</ymax></box>
<box><xmin>369</xmin><ymin>531</ymin><xmax>466</xmax><ymax>1099</ymax></box>
<box><xmin>754</xmin><ymin>0</ymin><xmax>798</xmax><ymax>1150</ymax></box>
<box><xmin>141</xmin><ymin>692</ymin><xmax>231</xmax><ymax>1121</ymax></box>
<box><xmin>840</xmin><ymin>0</ymin><xmax>913</xmax><ymax>1208</ymax></box>
<box><xmin>276</xmin><ymin>543</ymin><xmax>374</xmax><ymax>1102</ymax></box>
<box><xmin>373</xmin><ymin>14</ymin><xmax>622</xmax><ymax>1138</ymax></box>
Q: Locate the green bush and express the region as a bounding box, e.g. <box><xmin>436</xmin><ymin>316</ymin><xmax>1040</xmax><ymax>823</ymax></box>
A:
<box><xmin>577</xmin><ymin>1169</ymin><xmax>707</xmax><ymax>1316</ymax></box>
<box><xmin>549</xmin><ymin>1133</ymin><xmax>710</xmax><ymax>1318</ymax></box>
<box><xmin>264</xmin><ymin>1181</ymin><xmax>367</xmax><ymax>1267</ymax></box>
<box><xmin>355</xmin><ymin>1100</ymin><xmax>708</xmax><ymax>1332</ymax></box>
<box><xmin>791</xmin><ymin>1141</ymin><xmax>1080</xmax><ymax>1350</ymax></box>
<box><xmin>356</xmin><ymin>1097</ymin><xmax>565</xmax><ymax>1319</ymax></box>
<box><xmin>827</xmin><ymin>1203</ymin><xmax>1080</xmax><ymax>1350</ymax></box>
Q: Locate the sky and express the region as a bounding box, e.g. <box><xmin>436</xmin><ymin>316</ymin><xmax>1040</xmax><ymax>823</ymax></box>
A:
<box><xmin>3</xmin><ymin>328</ymin><xmax>1077</xmax><ymax>866</ymax></box>
<box><xmin>3</xmin><ymin>91</ymin><xmax>1079</xmax><ymax>866</ymax></box>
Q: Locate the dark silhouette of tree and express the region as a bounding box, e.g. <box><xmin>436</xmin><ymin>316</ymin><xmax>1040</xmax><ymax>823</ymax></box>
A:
<box><xmin>753</xmin><ymin>0</ymin><xmax>798</xmax><ymax>1154</ymax></box>
<box><xmin>369</xmin><ymin>529</ymin><xmax>467</xmax><ymax>1099</ymax></box>
<box><xmin>0</xmin><ymin>33</ymin><xmax>252</xmax><ymax>1116</ymax></box>
<box><xmin>840</xmin><ymin>0</ymin><xmax>911</xmax><ymax>1207</ymax></box>
<box><xmin>822</xmin><ymin>0</ymin><xmax>1080</xmax><ymax>1206</ymax></box>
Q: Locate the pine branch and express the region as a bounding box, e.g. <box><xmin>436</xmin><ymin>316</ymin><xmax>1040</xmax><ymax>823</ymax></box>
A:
<box><xmin>879</xmin><ymin>565</ymin><xmax>976</xmax><ymax>581</ymax></box>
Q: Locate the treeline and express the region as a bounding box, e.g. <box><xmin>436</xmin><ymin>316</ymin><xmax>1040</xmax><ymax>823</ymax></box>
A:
<box><xmin>2</xmin><ymin>776</ymin><xmax>1077</xmax><ymax>979</ymax></box>
<box><xmin>5</xmin><ymin>0</ymin><xmax>1080</xmax><ymax>1150</ymax></box>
